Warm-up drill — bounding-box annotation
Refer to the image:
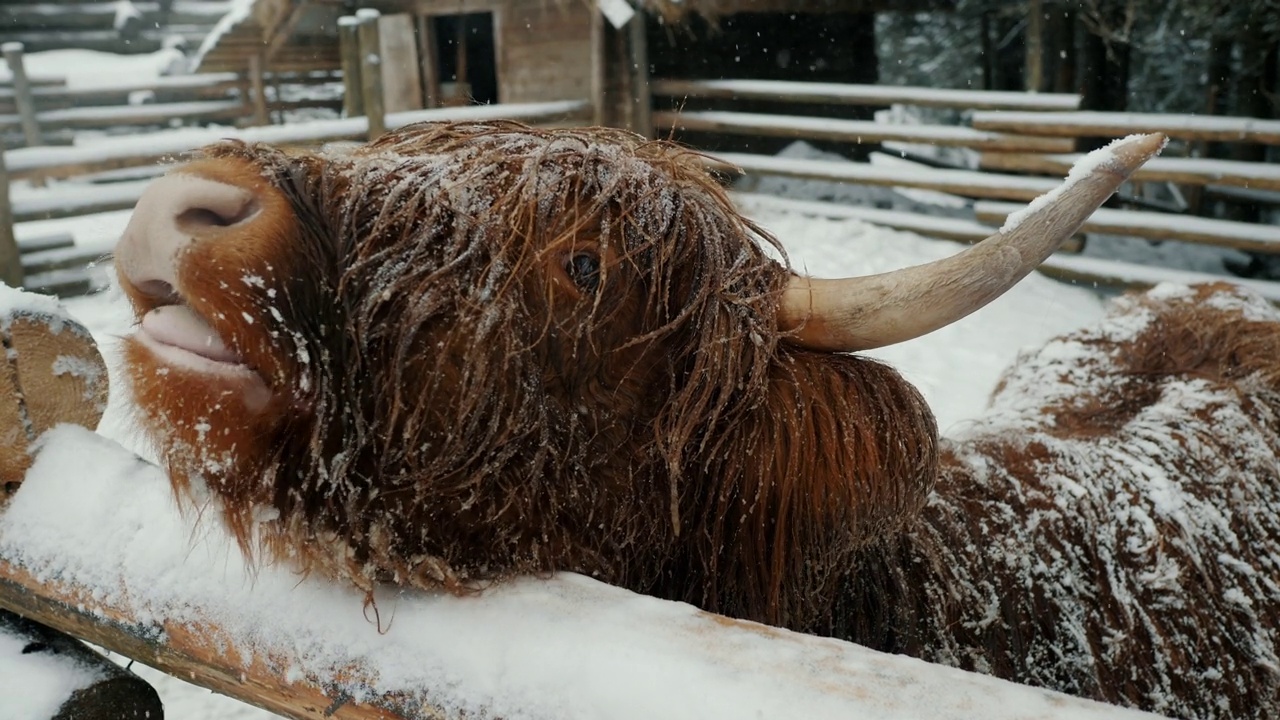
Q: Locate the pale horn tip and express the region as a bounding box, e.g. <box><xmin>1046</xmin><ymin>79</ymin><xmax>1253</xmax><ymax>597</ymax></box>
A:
<box><xmin>777</xmin><ymin>132</ymin><xmax>1167</xmax><ymax>354</ymax></box>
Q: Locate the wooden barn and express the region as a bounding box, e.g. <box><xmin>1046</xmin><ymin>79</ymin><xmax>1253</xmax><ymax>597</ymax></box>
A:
<box><xmin>188</xmin><ymin>0</ymin><xmax>950</xmax><ymax>137</ymax></box>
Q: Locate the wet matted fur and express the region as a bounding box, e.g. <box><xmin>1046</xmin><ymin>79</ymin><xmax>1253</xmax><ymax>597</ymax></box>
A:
<box><xmin>119</xmin><ymin>120</ymin><xmax>1280</xmax><ymax>719</ymax></box>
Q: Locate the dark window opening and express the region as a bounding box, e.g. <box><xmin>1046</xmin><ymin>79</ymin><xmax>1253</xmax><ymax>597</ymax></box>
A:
<box><xmin>432</xmin><ymin>13</ymin><xmax>498</xmax><ymax>106</ymax></box>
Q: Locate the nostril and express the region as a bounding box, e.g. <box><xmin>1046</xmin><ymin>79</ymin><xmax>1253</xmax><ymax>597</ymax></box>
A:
<box><xmin>174</xmin><ymin>198</ymin><xmax>261</xmax><ymax>234</ymax></box>
<box><xmin>134</xmin><ymin>279</ymin><xmax>180</xmax><ymax>304</ymax></box>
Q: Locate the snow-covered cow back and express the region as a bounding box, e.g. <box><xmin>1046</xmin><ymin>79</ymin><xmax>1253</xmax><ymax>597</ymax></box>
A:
<box><xmin>848</xmin><ymin>283</ymin><xmax>1280</xmax><ymax>718</ymax></box>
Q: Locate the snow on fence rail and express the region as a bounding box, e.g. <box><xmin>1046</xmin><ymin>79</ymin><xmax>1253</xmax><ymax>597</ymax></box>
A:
<box><xmin>0</xmin><ymin>72</ymin><xmax>243</xmax><ymax>107</ymax></box>
<box><xmin>975</xmin><ymin>200</ymin><xmax>1280</xmax><ymax>255</ymax></box>
<box><xmin>651</xmin><ymin>79</ymin><xmax>1082</xmax><ymax>112</ymax></box>
<box><xmin>979</xmin><ymin>151</ymin><xmax>1280</xmax><ymax>192</ymax></box>
<box><xmin>662</xmin><ymin>83</ymin><xmax>1279</xmax><ymax>291</ymax></box>
<box><xmin>0</xmin><ymin>425</ymin><xmax>1166</xmax><ymax>720</ymax></box>
<box><xmin>0</xmin><ymin>44</ymin><xmax>344</xmax><ymax>148</ymax></box>
<box><xmin>711</xmin><ymin>151</ymin><xmax>1062</xmax><ymax>202</ymax></box>
<box><xmin>734</xmin><ymin>194</ymin><xmax>1280</xmax><ymax>302</ymax></box>
<box><xmin>4</xmin><ymin>99</ymin><xmax>591</xmax><ymax>180</ymax></box>
<box><xmin>0</xmin><ymin>101</ymin><xmax>590</xmax><ymax>294</ymax></box>
<box><xmin>972</xmin><ymin>110</ymin><xmax>1280</xmax><ymax>145</ymax></box>
<box><xmin>0</xmin><ymin>98</ymin><xmax>251</xmax><ymax>132</ymax></box>
<box><xmin>654</xmin><ymin>110</ymin><xmax>1076</xmax><ymax>153</ymax></box>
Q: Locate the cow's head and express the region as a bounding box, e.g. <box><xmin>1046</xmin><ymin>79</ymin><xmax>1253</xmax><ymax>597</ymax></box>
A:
<box><xmin>115</xmin><ymin>122</ymin><xmax>1162</xmax><ymax>628</ymax></box>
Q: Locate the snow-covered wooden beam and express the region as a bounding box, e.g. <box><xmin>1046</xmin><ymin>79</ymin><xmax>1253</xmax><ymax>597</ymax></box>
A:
<box><xmin>0</xmin><ymin>425</ymin><xmax>1171</xmax><ymax>720</ymax></box>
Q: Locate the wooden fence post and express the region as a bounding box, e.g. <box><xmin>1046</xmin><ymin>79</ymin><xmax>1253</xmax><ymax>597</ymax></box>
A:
<box><xmin>1025</xmin><ymin>0</ymin><xmax>1045</xmax><ymax>92</ymax></box>
<box><xmin>2</xmin><ymin>43</ymin><xmax>41</xmax><ymax>149</ymax></box>
<box><xmin>0</xmin><ymin>152</ymin><xmax>24</xmax><ymax>289</ymax></box>
<box><xmin>628</xmin><ymin>15</ymin><xmax>652</xmax><ymax>138</ymax></box>
<box><xmin>338</xmin><ymin>15</ymin><xmax>364</xmax><ymax>117</ymax></box>
<box><xmin>247</xmin><ymin>53</ymin><xmax>270</xmax><ymax>126</ymax></box>
<box><xmin>416</xmin><ymin>14</ymin><xmax>441</xmax><ymax>109</ymax></box>
<box><xmin>3</xmin><ymin>42</ymin><xmax>45</xmax><ymax>189</ymax></box>
<box><xmin>357</xmin><ymin>9</ymin><xmax>387</xmax><ymax>141</ymax></box>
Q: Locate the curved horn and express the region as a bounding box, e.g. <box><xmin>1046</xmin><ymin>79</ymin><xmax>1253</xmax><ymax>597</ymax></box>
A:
<box><xmin>779</xmin><ymin>132</ymin><xmax>1167</xmax><ymax>352</ymax></box>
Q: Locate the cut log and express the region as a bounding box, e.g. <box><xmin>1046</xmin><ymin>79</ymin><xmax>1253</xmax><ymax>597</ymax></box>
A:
<box><xmin>0</xmin><ymin>424</ymin><xmax>1164</xmax><ymax>720</ymax></box>
<box><xmin>0</xmin><ymin>285</ymin><xmax>107</xmax><ymax>493</ymax></box>
<box><xmin>0</xmin><ymin>609</ymin><xmax>163</xmax><ymax>720</ymax></box>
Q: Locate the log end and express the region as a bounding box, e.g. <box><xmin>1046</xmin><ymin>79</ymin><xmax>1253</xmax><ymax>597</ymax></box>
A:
<box><xmin>0</xmin><ymin>286</ymin><xmax>108</xmax><ymax>500</ymax></box>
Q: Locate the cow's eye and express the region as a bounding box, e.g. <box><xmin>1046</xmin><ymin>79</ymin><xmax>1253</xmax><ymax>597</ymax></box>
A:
<box><xmin>565</xmin><ymin>252</ymin><xmax>601</xmax><ymax>293</ymax></box>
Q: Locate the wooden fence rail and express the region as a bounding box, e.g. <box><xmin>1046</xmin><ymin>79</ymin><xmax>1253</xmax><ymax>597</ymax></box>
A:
<box><xmin>712</xmin><ymin>151</ymin><xmax>1062</xmax><ymax>202</ymax></box>
<box><xmin>0</xmin><ymin>71</ymin><xmax>340</xmax><ymax>114</ymax></box>
<box><xmin>651</xmin><ymin>79</ymin><xmax>1082</xmax><ymax>112</ymax></box>
<box><xmin>655</xmin><ymin>110</ymin><xmax>1076</xmax><ymax>153</ymax></box>
<box><xmin>4</xmin><ymin>99</ymin><xmax>591</xmax><ymax>180</ymax></box>
<box><xmin>0</xmin><ymin>100</ymin><xmax>592</xmax><ymax>294</ymax></box>
<box><xmin>1</xmin><ymin>43</ymin><xmax>344</xmax><ymax>149</ymax></box>
<box><xmin>645</xmin><ymin>78</ymin><xmax>1280</xmax><ymax>297</ymax></box>
<box><xmin>979</xmin><ymin>151</ymin><xmax>1280</xmax><ymax>192</ymax></box>
<box><xmin>971</xmin><ymin>110</ymin><xmax>1280</xmax><ymax>145</ymax></box>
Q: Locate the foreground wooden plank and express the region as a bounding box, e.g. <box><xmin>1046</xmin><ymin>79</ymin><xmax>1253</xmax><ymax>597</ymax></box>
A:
<box><xmin>0</xmin><ymin>425</ymin><xmax>1163</xmax><ymax>720</ymax></box>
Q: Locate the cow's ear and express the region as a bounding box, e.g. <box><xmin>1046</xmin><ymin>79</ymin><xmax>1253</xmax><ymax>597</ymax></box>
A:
<box><xmin>673</xmin><ymin>349</ymin><xmax>939</xmax><ymax>632</ymax></box>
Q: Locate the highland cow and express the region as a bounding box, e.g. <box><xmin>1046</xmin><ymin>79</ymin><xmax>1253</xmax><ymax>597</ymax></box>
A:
<box><xmin>113</xmin><ymin>122</ymin><xmax>1279</xmax><ymax>719</ymax></box>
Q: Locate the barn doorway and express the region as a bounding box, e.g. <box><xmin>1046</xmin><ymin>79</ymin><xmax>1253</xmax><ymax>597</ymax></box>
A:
<box><xmin>428</xmin><ymin>12</ymin><xmax>498</xmax><ymax>106</ymax></box>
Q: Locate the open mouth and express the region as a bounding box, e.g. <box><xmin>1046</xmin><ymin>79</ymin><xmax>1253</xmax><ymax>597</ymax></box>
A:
<box><xmin>133</xmin><ymin>304</ymin><xmax>273</xmax><ymax>409</ymax></box>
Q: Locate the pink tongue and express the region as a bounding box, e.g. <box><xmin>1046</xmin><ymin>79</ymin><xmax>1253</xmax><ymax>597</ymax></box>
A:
<box><xmin>141</xmin><ymin>305</ymin><xmax>241</xmax><ymax>363</ymax></box>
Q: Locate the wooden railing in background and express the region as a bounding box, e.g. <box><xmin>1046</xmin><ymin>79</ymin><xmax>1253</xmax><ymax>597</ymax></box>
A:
<box><xmin>1</xmin><ymin>43</ymin><xmax>344</xmax><ymax>151</ymax></box>
<box><xmin>0</xmin><ymin>99</ymin><xmax>591</xmax><ymax>295</ymax></box>
<box><xmin>655</xmin><ymin>78</ymin><xmax>1280</xmax><ymax>295</ymax></box>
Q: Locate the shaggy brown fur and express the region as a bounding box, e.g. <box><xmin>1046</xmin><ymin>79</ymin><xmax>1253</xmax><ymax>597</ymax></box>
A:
<box><xmin>121</xmin><ymin>122</ymin><xmax>936</xmax><ymax>617</ymax></box>
<box><xmin>844</xmin><ymin>283</ymin><xmax>1280</xmax><ymax>718</ymax></box>
<box><xmin>118</xmin><ymin>122</ymin><xmax>1280</xmax><ymax>719</ymax></box>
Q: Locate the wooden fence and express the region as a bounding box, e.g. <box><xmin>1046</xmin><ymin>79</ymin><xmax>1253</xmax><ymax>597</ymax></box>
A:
<box><xmin>0</xmin><ymin>98</ymin><xmax>588</xmax><ymax>295</ymax></box>
<box><xmin>0</xmin><ymin>23</ymin><xmax>591</xmax><ymax>296</ymax></box>
<box><xmin>1</xmin><ymin>43</ymin><xmax>343</xmax><ymax>150</ymax></box>
<box><xmin>654</xmin><ymin>78</ymin><xmax>1280</xmax><ymax>294</ymax></box>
